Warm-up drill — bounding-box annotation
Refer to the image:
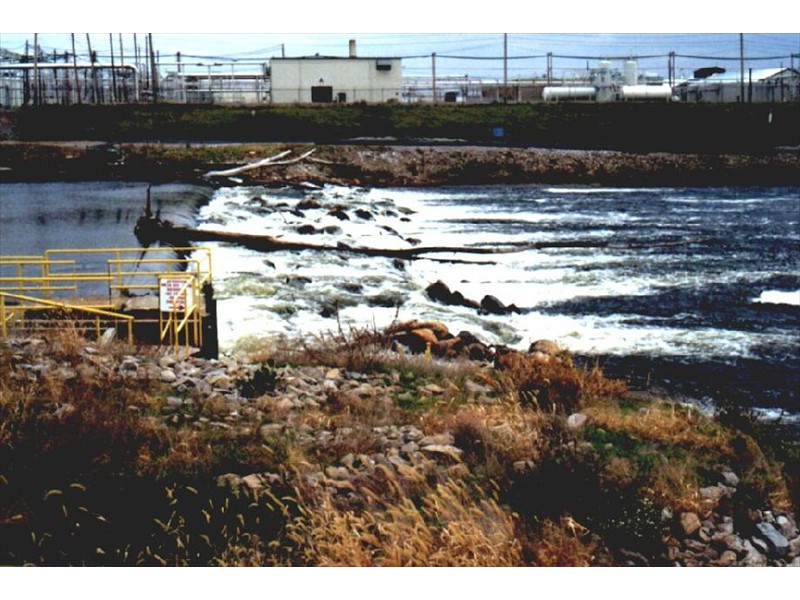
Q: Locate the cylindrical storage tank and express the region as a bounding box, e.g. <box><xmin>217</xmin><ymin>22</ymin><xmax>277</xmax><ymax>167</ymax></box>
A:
<box><xmin>596</xmin><ymin>60</ymin><xmax>613</xmax><ymax>87</ymax></box>
<box><xmin>621</xmin><ymin>84</ymin><xmax>673</xmax><ymax>101</ymax></box>
<box><xmin>624</xmin><ymin>60</ymin><xmax>638</xmax><ymax>86</ymax></box>
<box><xmin>543</xmin><ymin>86</ymin><xmax>596</xmax><ymax>101</ymax></box>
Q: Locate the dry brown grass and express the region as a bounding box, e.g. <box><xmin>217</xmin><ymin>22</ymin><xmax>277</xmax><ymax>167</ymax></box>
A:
<box><xmin>528</xmin><ymin>517</ymin><xmax>599</xmax><ymax>567</ymax></box>
<box><xmin>422</xmin><ymin>401</ymin><xmax>556</xmax><ymax>482</ymax></box>
<box><xmin>268</xmin><ymin>325</ymin><xmax>393</xmax><ymax>372</ymax></box>
<box><xmin>582</xmin><ymin>399</ymin><xmax>793</xmax><ymax>515</ymax></box>
<box><xmin>3</xmin><ymin>329</ymin><xmax>795</xmax><ymax>566</ymax></box>
<box><xmin>584</xmin><ymin>401</ymin><xmax>731</xmax><ymax>454</ymax></box>
<box><xmin>497</xmin><ymin>352</ymin><xmax>627</xmax><ymax>413</ymax></box>
<box><xmin>285</xmin><ymin>477</ymin><xmax>522</xmax><ymax>566</ymax></box>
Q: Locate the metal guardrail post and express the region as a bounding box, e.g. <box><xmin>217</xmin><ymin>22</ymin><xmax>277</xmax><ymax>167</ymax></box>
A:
<box><xmin>1</xmin><ymin>293</ymin><xmax>6</xmax><ymax>339</ymax></box>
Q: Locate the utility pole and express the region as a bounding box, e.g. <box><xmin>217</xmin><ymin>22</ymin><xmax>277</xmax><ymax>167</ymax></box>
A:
<box><xmin>739</xmin><ymin>33</ymin><xmax>745</xmax><ymax>102</ymax></box>
<box><xmin>432</xmin><ymin>52</ymin><xmax>436</xmax><ymax>104</ymax></box>
<box><xmin>71</xmin><ymin>34</ymin><xmax>81</xmax><ymax>104</ymax></box>
<box><xmin>547</xmin><ymin>52</ymin><xmax>553</xmax><ymax>85</ymax></box>
<box><xmin>118</xmin><ymin>34</ymin><xmax>126</xmax><ymax>101</ymax></box>
<box><xmin>134</xmin><ymin>33</ymin><xmax>141</xmax><ymax>101</ymax></box>
<box><xmin>503</xmin><ymin>33</ymin><xmax>508</xmax><ymax>103</ymax></box>
<box><xmin>86</xmin><ymin>33</ymin><xmax>98</xmax><ymax>103</ymax></box>
<box><xmin>109</xmin><ymin>33</ymin><xmax>117</xmax><ymax>103</ymax></box>
<box><xmin>23</xmin><ymin>40</ymin><xmax>30</xmax><ymax>106</ymax></box>
<box><xmin>668</xmin><ymin>51</ymin><xmax>676</xmax><ymax>89</ymax></box>
<box><xmin>33</xmin><ymin>34</ymin><xmax>40</xmax><ymax>106</ymax></box>
<box><xmin>143</xmin><ymin>34</ymin><xmax>150</xmax><ymax>97</ymax></box>
<box><xmin>148</xmin><ymin>33</ymin><xmax>158</xmax><ymax>103</ymax></box>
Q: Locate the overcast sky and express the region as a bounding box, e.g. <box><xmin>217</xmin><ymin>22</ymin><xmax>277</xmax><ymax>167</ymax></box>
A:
<box><xmin>2</xmin><ymin>3</ymin><xmax>798</xmax><ymax>79</ymax></box>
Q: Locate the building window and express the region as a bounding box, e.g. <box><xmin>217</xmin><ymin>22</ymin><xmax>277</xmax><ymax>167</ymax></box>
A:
<box><xmin>376</xmin><ymin>59</ymin><xmax>392</xmax><ymax>71</ymax></box>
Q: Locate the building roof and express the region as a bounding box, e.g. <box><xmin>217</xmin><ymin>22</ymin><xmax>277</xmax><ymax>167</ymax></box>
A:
<box><xmin>272</xmin><ymin>55</ymin><xmax>400</xmax><ymax>61</ymax></box>
<box><xmin>703</xmin><ymin>67</ymin><xmax>799</xmax><ymax>83</ymax></box>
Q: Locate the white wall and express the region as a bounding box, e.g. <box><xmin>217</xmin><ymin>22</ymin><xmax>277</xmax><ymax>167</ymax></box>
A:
<box><xmin>271</xmin><ymin>57</ymin><xmax>402</xmax><ymax>104</ymax></box>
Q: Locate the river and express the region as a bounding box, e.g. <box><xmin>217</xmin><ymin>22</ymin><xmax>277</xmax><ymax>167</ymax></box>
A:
<box><xmin>1</xmin><ymin>181</ymin><xmax>798</xmax><ymax>429</ymax></box>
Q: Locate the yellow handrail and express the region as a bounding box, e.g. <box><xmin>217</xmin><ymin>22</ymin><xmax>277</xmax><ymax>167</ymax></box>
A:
<box><xmin>159</xmin><ymin>274</ymin><xmax>201</xmax><ymax>349</ymax></box>
<box><xmin>0</xmin><ymin>291</ymin><xmax>134</xmax><ymax>344</ymax></box>
<box><xmin>1</xmin><ymin>247</ymin><xmax>212</xmax><ymax>349</ymax></box>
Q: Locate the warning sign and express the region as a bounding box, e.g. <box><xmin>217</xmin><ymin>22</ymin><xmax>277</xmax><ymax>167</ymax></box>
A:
<box><xmin>159</xmin><ymin>275</ymin><xmax>195</xmax><ymax>312</ymax></box>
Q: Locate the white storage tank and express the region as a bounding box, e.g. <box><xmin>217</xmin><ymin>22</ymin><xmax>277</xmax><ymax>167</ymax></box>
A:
<box><xmin>621</xmin><ymin>84</ymin><xmax>673</xmax><ymax>101</ymax></box>
<box><xmin>542</xmin><ymin>86</ymin><xmax>596</xmax><ymax>101</ymax></box>
<box><xmin>624</xmin><ymin>60</ymin><xmax>638</xmax><ymax>86</ymax></box>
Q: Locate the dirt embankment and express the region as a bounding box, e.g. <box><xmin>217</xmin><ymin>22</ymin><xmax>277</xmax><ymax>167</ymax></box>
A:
<box><xmin>1</xmin><ymin>141</ymin><xmax>798</xmax><ymax>187</ymax></box>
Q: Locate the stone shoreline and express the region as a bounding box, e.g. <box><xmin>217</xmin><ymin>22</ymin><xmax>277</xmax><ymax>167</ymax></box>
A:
<box><xmin>4</xmin><ymin>323</ymin><xmax>799</xmax><ymax>567</ymax></box>
<box><xmin>1</xmin><ymin>141</ymin><xmax>798</xmax><ymax>187</ymax></box>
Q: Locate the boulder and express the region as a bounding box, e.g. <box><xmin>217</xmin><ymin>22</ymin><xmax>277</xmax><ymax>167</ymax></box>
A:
<box><xmin>480</xmin><ymin>294</ymin><xmax>520</xmax><ymax>315</ymax></box>
<box><xmin>753</xmin><ymin>522</ymin><xmax>790</xmax><ymax>558</ymax></box>
<box><xmin>528</xmin><ymin>339</ymin><xmax>561</xmax><ymax>356</ymax></box>
<box><xmin>467</xmin><ymin>343</ymin><xmax>489</xmax><ymax>361</ymax></box>
<box><xmin>389</xmin><ymin>321</ymin><xmax>455</xmax><ymax>354</ymax></box>
<box><xmin>388</xmin><ymin>320</ymin><xmax>450</xmax><ymax>339</ymax></box>
<box><xmin>296</xmin><ymin>224</ymin><xmax>317</xmax><ymax>235</ymax></box>
<box><xmin>419</xmin><ymin>432</ymin><xmax>455</xmax><ymax>446</ymax></box>
<box><xmin>699</xmin><ymin>485</ymin><xmax>725</xmax><ymax>501</ymax></box>
<box><xmin>328</xmin><ymin>207</ymin><xmax>350</xmax><ymax>220</ymax></box>
<box><xmin>450</xmin><ymin>290</ymin><xmax>480</xmax><ymax>310</ymax></box>
<box><xmin>432</xmin><ymin>337</ymin><xmax>463</xmax><ymax>358</ymax></box>
<box><xmin>217</xmin><ymin>473</ymin><xmax>243</xmax><ymax>489</ymax></box>
<box><xmin>296</xmin><ymin>199</ymin><xmax>322</xmax><ymax>210</ymax></box>
<box><xmin>680</xmin><ymin>512</ymin><xmax>702</xmax><ymax>536</ymax></box>
<box><xmin>420</xmin><ymin>383</ymin><xmax>445</xmax><ymax>395</ymax></box>
<box><xmin>457</xmin><ymin>330</ymin><xmax>484</xmax><ymax>346</ymax></box>
<box><xmin>566</xmin><ymin>413</ymin><xmax>588</xmax><ymax>430</ymax></box>
<box><xmin>740</xmin><ymin>540</ymin><xmax>769</xmax><ymax>567</ymax></box>
<box><xmin>420</xmin><ymin>444</ymin><xmax>463</xmax><ymax>462</ymax></box>
<box><xmin>410</xmin><ymin>328</ymin><xmax>438</xmax><ymax>347</ymax></box>
<box><xmin>775</xmin><ymin>514</ymin><xmax>798</xmax><ymax>540</ymax></box>
<box><xmin>242</xmin><ymin>474</ymin><xmax>264</xmax><ymax>491</ymax></box>
<box><xmin>720</xmin><ymin>470</ymin><xmax>740</xmax><ymax>487</ymax></box>
<box><xmin>425</xmin><ymin>280</ymin><xmax>480</xmax><ymax>310</ymax></box>
<box><xmin>426</xmin><ymin>280</ymin><xmax>455</xmax><ymax>305</ymax></box>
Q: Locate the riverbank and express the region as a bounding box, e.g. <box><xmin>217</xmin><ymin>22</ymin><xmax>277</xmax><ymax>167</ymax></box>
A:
<box><xmin>2</xmin><ymin>141</ymin><xmax>799</xmax><ymax>186</ymax></box>
<box><xmin>2</xmin><ymin>324</ymin><xmax>799</xmax><ymax>566</ymax></box>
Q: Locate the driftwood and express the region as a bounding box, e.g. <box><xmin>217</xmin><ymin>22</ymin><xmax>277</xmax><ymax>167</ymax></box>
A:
<box><xmin>205</xmin><ymin>149</ymin><xmax>317</xmax><ymax>178</ymax></box>
<box><xmin>134</xmin><ymin>215</ymin><xmax>623</xmax><ymax>261</ymax></box>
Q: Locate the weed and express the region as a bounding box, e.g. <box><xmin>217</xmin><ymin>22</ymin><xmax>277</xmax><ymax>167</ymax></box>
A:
<box><xmin>498</xmin><ymin>352</ymin><xmax>626</xmax><ymax>413</ymax></box>
<box><xmin>284</xmin><ymin>478</ymin><xmax>522</xmax><ymax>566</ymax></box>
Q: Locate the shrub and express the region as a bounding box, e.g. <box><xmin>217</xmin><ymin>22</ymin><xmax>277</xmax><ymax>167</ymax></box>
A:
<box><xmin>498</xmin><ymin>351</ymin><xmax>626</xmax><ymax>413</ymax></box>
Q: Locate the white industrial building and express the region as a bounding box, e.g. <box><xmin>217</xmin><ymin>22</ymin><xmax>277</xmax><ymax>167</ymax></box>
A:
<box><xmin>270</xmin><ymin>40</ymin><xmax>402</xmax><ymax>104</ymax></box>
<box><xmin>678</xmin><ymin>68</ymin><xmax>799</xmax><ymax>103</ymax></box>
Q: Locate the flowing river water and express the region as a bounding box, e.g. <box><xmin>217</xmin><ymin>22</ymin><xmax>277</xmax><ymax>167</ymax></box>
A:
<box><xmin>2</xmin><ymin>181</ymin><xmax>798</xmax><ymax>431</ymax></box>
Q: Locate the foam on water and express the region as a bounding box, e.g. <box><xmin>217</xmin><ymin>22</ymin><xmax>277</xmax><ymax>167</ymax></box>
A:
<box><xmin>752</xmin><ymin>290</ymin><xmax>800</xmax><ymax>306</ymax></box>
<box><xmin>543</xmin><ymin>187</ymin><xmax>661</xmax><ymax>194</ymax></box>
<box><xmin>196</xmin><ymin>184</ymin><xmax>799</xmax><ymax>381</ymax></box>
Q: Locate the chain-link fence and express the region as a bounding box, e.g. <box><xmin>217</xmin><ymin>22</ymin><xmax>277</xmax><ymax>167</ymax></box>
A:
<box><xmin>2</xmin><ymin>45</ymin><xmax>797</xmax><ymax>107</ymax></box>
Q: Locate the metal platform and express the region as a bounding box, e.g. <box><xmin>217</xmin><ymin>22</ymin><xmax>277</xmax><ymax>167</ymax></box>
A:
<box><xmin>1</xmin><ymin>247</ymin><xmax>217</xmax><ymax>355</ymax></box>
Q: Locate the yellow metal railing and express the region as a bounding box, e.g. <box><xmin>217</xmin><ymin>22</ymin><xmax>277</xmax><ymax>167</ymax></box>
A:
<box><xmin>158</xmin><ymin>274</ymin><xmax>202</xmax><ymax>350</ymax></box>
<box><xmin>0</xmin><ymin>247</ymin><xmax>212</xmax><ymax>349</ymax></box>
<box><xmin>0</xmin><ymin>292</ymin><xmax>134</xmax><ymax>344</ymax></box>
